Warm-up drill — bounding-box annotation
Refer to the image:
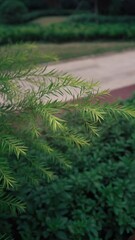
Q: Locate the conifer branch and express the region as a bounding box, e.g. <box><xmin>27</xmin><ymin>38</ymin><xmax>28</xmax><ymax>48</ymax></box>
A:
<box><xmin>0</xmin><ymin>135</ymin><xmax>27</xmax><ymax>158</ymax></box>
<box><xmin>1</xmin><ymin>45</ymin><xmax>135</xmax><ymax>238</ymax></box>
<box><xmin>0</xmin><ymin>190</ymin><xmax>25</xmax><ymax>214</ymax></box>
<box><xmin>103</xmin><ymin>103</ymin><xmax>135</xmax><ymax>119</ymax></box>
<box><xmin>0</xmin><ymin>158</ymin><xmax>17</xmax><ymax>189</ymax></box>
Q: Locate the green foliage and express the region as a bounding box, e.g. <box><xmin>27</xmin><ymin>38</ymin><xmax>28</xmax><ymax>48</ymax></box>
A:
<box><xmin>0</xmin><ymin>0</ymin><xmax>28</xmax><ymax>24</ymax></box>
<box><xmin>4</xmin><ymin>95</ymin><xmax>135</xmax><ymax>240</ymax></box>
<box><xmin>1</xmin><ymin>21</ymin><xmax>135</xmax><ymax>45</ymax></box>
<box><xmin>68</xmin><ymin>13</ymin><xmax>135</xmax><ymax>24</ymax></box>
<box><xmin>1</xmin><ymin>44</ymin><xmax>135</xmax><ymax>239</ymax></box>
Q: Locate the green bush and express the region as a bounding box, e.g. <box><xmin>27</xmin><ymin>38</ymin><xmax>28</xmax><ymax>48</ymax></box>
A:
<box><xmin>0</xmin><ymin>0</ymin><xmax>28</xmax><ymax>24</ymax></box>
<box><xmin>68</xmin><ymin>13</ymin><xmax>135</xmax><ymax>24</ymax></box>
<box><xmin>2</xmin><ymin>44</ymin><xmax>135</xmax><ymax>239</ymax></box>
<box><xmin>1</xmin><ymin>21</ymin><xmax>135</xmax><ymax>45</ymax></box>
<box><xmin>2</xmin><ymin>95</ymin><xmax>135</xmax><ymax>240</ymax></box>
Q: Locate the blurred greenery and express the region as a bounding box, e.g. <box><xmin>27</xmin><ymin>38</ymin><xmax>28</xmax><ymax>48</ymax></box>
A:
<box><xmin>0</xmin><ymin>21</ymin><xmax>135</xmax><ymax>45</ymax></box>
<box><xmin>1</xmin><ymin>0</ymin><xmax>135</xmax><ymax>25</ymax></box>
<box><xmin>3</xmin><ymin>42</ymin><xmax>135</xmax><ymax>63</ymax></box>
<box><xmin>0</xmin><ymin>0</ymin><xmax>28</xmax><ymax>24</ymax></box>
<box><xmin>13</xmin><ymin>0</ymin><xmax>135</xmax><ymax>15</ymax></box>
<box><xmin>68</xmin><ymin>13</ymin><xmax>135</xmax><ymax>24</ymax></box>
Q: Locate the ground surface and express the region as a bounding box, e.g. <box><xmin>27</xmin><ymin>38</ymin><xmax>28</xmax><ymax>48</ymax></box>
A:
<box><xmin>32</xmin><ymin>16</ymin><xmax>66</xmax><ymax>26</ymax></box>
<box><xmin>37</xmin><ymin>42</ymin><xmax>135</xmax><ymax>61</ymax></box>
<box><xmin>47</xmin><ymin>50</ymin><xmax>135</xmax><ymax>100</ymax></box>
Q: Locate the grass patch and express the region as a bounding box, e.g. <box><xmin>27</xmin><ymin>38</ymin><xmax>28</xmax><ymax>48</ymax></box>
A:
<box><xmin>4</xmin><ymin>42</ymin><xmax>135</xmax><ymax>64</ymax></box>
<box><xmin>37</xmin><ymin>41</ymin><xmax>135</xmax><ymax>61</ymax></box>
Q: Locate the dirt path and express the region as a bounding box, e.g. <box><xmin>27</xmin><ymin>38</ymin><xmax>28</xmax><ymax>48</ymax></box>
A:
<box><xmin>47</xmin><ymin>50</ymin><xmax>135</xmax><ymax>96</ymax></box>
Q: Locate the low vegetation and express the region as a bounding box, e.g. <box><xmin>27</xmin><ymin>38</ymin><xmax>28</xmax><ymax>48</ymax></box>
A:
<box><xmin>1</xmin><ymin>44</ymin><xmax>135</xmax><ymax>240</ymax></box>
<box><xmin>1</xmin><ymin>93</ymin><xmax>135</xmax><ymax>240</ymax></box>
<box><xmin>0</xmin><ymin>21</ymin><xmax>135</xmax><ymax>45</ymax></box>
<box><xmin>68</xmin><ymin>13</ymin><xmax>135</xmax><ymax>24</ymax></box>
<box><xmin>1</xmin><ymin>0</ymin><xmax>135</xmax><ymax>237</ymax></box>
<box><xmin>2</xmin><ymin>42</ymin><xmax>135</xmax><ymax>64</ymax></box>
<box><xmin>29</xmin><ymin>42</ymin><xmax>135</xmax><ymax>61</ymax></box>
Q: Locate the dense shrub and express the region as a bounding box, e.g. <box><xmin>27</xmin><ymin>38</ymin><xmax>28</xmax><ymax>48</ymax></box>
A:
<box><xmin>0</xmin><ymin>43</ymin><xmax>120</xmax><ymax>239</ymax></box>
<box><xmin>0</xmin><ymin>22</ymin><xmax>135</xmax><ymax>45</ymax></box>
<box><xmin>2</xmin><ymin>95</ymin><xmax>135</xmax><ymax>240</ymax></box>
<box><xmin>68</xmin><ymin>13</ymin><xmax>135</xmax><ymax>24</ymax></box>
<box><xmin>0</xmin><ymin>0</ymin><xmax>28</xmax><ymax>24</ymax></box>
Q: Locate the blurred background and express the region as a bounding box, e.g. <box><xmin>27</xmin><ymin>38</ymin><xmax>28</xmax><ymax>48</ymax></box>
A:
<box><xmin>0</xmin><ymin>0</ymin><xmax>135</xmax><ymax>99</ymax></box>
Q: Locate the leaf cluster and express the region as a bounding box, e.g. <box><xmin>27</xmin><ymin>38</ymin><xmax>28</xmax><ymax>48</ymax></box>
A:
<box><xmin>0</xmin><ymin>45</ymin><xmax>135</xmax><ymax>239</ymax></box>
<box><xmin>5</xmin><ymin>97</ymin><xmax>135</xmax><ymax>240</ymax></box>
<box><xmin>1</xmin><ymin>21</ymin><xmax>135</xmax><ymax>45</ymax></box>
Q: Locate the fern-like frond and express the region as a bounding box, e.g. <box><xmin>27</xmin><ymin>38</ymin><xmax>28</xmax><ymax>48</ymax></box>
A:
<box><xmin>103</xmin><ymin>104</ymin><xmax>135</xmax><ymax>119</ymax></box>
<box><xmin>32</xmin><ymin>140</ymin><xmax>71</xmax><ymax>169</ymax></box>
<box><xmin>42</xmin><ymin>100</ymin><xmax>67</xmax><ymax>113</ymax></box>
<box><xmin>27</xmin><ymin>158</ymin><xmax>56</xmax><ymax>182</ymax></box>
<box><xmin>22</xmin><ymin>68</ymin><xmax>100</xmax><ymax>100</ymax></box>
<box><xmin>49</xmin><ymin>150</ymin><xmax>71</xmax><ymax>169</ymax></box>
<box><xmin>17</xmin><ymin>114</ymin><xmax>41</xmax><ymax>139</ymax></box>
<box><xmin>27</xmin><ymin>124</ymin><xmax>41</xmax><ymax>139</ymax></box>
<box><xmin>0</xmin><ymin>135</ymin><xmax>27</xmax><ymax>158</ymax></box>
<box><xmin>0</xmin><ymin>158</ymin><xmax>16</xmax><ymax>189</ymax></box>
<box><xmin>92</xmin><ymin>88</ymin><xmax>110</xmax><ymax>100</ymax></box>
<box><xmin>35</xmin><ymin>103</ymin><xmax>66</xmax><ymax>132</ymax></box>
<box><xmin>32</xmin><ymin>140</ymin><xmax>54</xmax><ymax>154</ymax></box>
<box><xmin>80</xmin><ymin>105</ymin><xmax>105</xmax><ymax>122</ymax></box>
<box><xmin>34</xmin><ymin>166</ymin><xmax>55</xmax><ymax>182</ymax></box>
<box><xmin>84</xmin><ymin>122</ymin><xmax>100</xmax><ymax>136</ymax></box>
<box><xmin>63</xmin><ymin>131</ymin><xmax>90</xmax><ymax>148</ymax></box>
<box><xmin>0</xmin><ymin>190</ymin><xmax>25</xmax><ymax>215</ymax></box>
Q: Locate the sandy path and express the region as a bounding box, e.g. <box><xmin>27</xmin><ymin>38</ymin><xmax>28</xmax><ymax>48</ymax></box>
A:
<box><xmin>47</xmin><ymin>50</ymin><xmax>135</xmax><ymax>92</ymax></box>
